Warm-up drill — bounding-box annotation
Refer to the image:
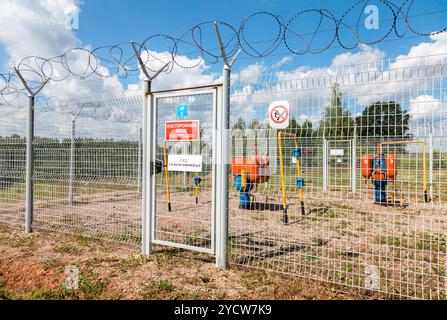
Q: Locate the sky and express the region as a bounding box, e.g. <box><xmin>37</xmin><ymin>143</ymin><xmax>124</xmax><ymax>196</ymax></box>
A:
<box><xmin>1</xmin><ymin>0</ymin><xmax>447</xmax><ymax>75</ymax></box>
<box><xmin>73</xmin><ymin>0</ymin><xmax>447</xmax><ymax>69</ymax></box>
<box><xmin>0</xmin><ymin>0</ymin><xmax>447</xmax><ymax>140</ymax></box>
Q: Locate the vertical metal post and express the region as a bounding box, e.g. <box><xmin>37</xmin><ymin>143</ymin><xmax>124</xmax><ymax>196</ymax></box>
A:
<box><xmin>68</xmin><ymin>118</ymin><xmax>76</xmax><ymax>205</ymax></box>
<box><xmin>14</xmin><ymin>67</ymin><xmax>48</xmax><ymax>234</ymax></box>
<box><xmin>216</xmin><ymin>65</ymin><xmax>230</xmax><ymax>269</ymax></box>
<box><xmin>137</xmin><ymin>126</ymin><xmax>143</xmax><ymax>194</ymax></box>
<box><xmin>183</xmin><ymin>143</ymin><xmax>187</xmax><ymax>189</ymax></box>
<box><xmin>131</xmin><ymin>40</ymin><xmax>170</xmax><ymax>255</ymax></box>
<box><xmin>352</xmin><ymin>136</ymin><xmax>357</xmax><ymax>193</ymax></box>
<box><xmin>428</xmin><ymin>127</ymin><xmax>434</xmax><ymax>202</ymax></box>
<box><xmin>142</xmin><ymin>79</ymin><xmax>152</xmax><ymax>255</ymax></box>
<box><xmin>25</xmin><ymin>94</ymin><xmax>34</xmax><ymax>233</ymax></box>
<box><xmin>213</xmin><ymin>21</ymin><xmax>240</xmax><ymax>270</ymax></box>
<box><xmin>323</xmin><ymin>138</ymin><xmax>328</xmax><ymax>192</ymax></box>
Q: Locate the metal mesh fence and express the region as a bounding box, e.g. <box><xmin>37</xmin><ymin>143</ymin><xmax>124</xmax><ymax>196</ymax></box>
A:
<box><xmin>30</xmin><ymin>93</ymin><xmax>144</xmax><ymax>243</ymax></box>
<box><xmin>0</xmin><ymin>106</ymin><xmax>26</xmax><ymax>228</ymax></box>
<box><xmin>1</xmin><ymin>53</ymin><xmax>447</xmax><ymax>299</ymax></box>
<box><xmin>228</xmin><ymin>54</ymin><xmax>447</xmax><ymax>299</ymax></box>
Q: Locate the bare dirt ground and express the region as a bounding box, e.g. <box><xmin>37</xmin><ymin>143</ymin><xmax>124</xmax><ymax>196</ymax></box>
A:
<box><xmin>1</xmin><ymin>184</ymin><xmax>446</xmax><ymax>300</ymax></box>
<box><xmin>0</xmin><ymin>224</ymin><xmax>367</xmax><ymax>300</ymax></box>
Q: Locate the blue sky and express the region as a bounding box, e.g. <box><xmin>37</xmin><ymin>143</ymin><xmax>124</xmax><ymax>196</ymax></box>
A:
<box><xmin>1</xmin><ymin>1</ymin><xmax>447</xmax><ymax>117</ymax></box>
<box><xmin>1</xmin><ymin>0</ymin><xmax>446</xmax><ymax>142</ymax></box>
<box><xmin>72</xmin><ymin>0</ymin><xmax>447</xmax><ymax>72</ymax></box>
<box><xmin>1</xmin><ymin>0</ymin><xmax>447</xmax><ymax>77</ymax></box>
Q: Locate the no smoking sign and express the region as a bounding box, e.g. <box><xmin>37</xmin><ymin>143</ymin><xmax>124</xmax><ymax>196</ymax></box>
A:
<box><xmin>268</xmin><ymin>100</ymin><xmax>289</xmax><ymax>129</ymax></box>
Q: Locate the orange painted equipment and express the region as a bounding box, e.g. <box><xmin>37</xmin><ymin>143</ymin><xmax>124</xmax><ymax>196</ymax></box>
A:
<box><xmin>385</xmin><ymin>154</ymin><xmax>397</xmax><ymax>180</ymax></box>
<box><xmin>231</xmin><ymin>155</ymin><xmax>270</xmax><ymax>184</ymax></box>
<box><xmin>361</xmin><ymin>154</ymin><xmax>373</xmax><ymax>179</ymax></box>
<box><xmin>373</xmin><ymin>171</ymin><xmax>386</xmax><ymax>181</ymax></box>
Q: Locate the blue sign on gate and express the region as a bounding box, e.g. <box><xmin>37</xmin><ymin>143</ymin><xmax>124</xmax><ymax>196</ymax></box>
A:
<box><xmin>177</xmin><ymin>104</ymin><xmax>188</xmax><ymax>118</ymax></box>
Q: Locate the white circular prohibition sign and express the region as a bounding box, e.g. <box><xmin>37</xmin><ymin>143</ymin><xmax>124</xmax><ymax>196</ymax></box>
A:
<box><xmin>268</xmin><ymin>100</ymin><xmax>289</xmax><ymax>129</ymax></box>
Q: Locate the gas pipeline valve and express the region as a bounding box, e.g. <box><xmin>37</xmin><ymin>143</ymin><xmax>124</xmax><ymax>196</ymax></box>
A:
<box><xmin>361</xmin><ymin>144</ymin><xmax>397</xmax><ymax>206</ymax></box>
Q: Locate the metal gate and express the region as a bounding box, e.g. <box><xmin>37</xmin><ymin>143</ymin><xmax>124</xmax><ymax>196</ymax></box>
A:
<box><xmin>151</xmin><ymin>88</ymin><xmax>217</xmax><ymax>254</ymax></box>
<box><xmin>325</xmin><ymin>139</ymin><xmax>353</xmax><ymax>189</ymax></box>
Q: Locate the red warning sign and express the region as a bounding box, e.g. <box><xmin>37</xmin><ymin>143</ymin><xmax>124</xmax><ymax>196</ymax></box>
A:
<box><xmin>165</xmin><ymin>120</ymin><xmax>200</xmax><ymax>141</ymax></box>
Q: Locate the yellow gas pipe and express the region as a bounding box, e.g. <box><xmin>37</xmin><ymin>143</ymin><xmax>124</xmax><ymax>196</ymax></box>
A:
<box><xmin>162</xmin><ymin>141</ymin><xmax>172</xmax><ymax>211</ymax></box>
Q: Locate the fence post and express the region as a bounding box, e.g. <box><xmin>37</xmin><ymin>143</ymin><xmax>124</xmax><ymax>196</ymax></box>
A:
<box><xmin>214</xmin><ymin>22</ymin><xmax>241</xmax><ymax>270</ymax></box>
<box><xmin>142</xmin><ymin>79</ymin><xmax>152</xmax><ymax>255</ymax></box>
<box><xmin>13</xmin><ymin>68</ymin><xmax>48</xmax><ymax>233</ymax></box>
<box><xmin>131</xmin><ymin>41</ymin><xmax>170</xmax><ymax>255</ymax></box>
<box><xmin>323</xmin><ymin>138</ymin><xmax>328</xmax><ymax>192</ymax></box>
<box><xmin>429</xmin><ymin>126</ymin><xmax>434</xmax><ymax>202</ymax></box>
<box><xmin>68</xmin><ymin>118</ymin><xmax>76</xmax><ymax>205</ymax></box>
<box><xmin>216</xmin><ymin>65</ymin><xmax>230</xmax><ymax>269</ymax></box>
<box><xmin>25</xmin><ymin>94</ymin><xmax>34</xmax><ymax>233</ymax></box>
<box><xmin>352</xmin><ymin>135</ymin><xmax>357</xmax><ymax>193</ymax></box>
<box><xmin>138</xmin><ymin>126</ymin><xmax>142</xmax><ymax>194</ymax></box>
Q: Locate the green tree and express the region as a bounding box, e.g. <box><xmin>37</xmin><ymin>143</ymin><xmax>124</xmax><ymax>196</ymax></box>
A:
<box><xmin>232</xmin><ymin>117</ymin><xmax>246</xmax><ymax>131</ymax></box>
<box><xmin>300</xmin><ymin>119</ymin><xmax>314</xmax><ymax>137</ymax></box>
<box><xmin>355</xmin><ymin>101</ymin><xmax>411</xmax><ymax>138</ymax></box>
<box><xmin>319</xmin><ymin>83</ymin><xmax>354</xmax><ymax>138</ymax></box>
<box><xmin>285</xmin><ymin>117</ymin><xmax>300</xmax><ymax>134</ymax></box>
<box><xmin>248</xmin><ymin>119</ymin><xmax>260</xmax><ymax>130</ymax></box>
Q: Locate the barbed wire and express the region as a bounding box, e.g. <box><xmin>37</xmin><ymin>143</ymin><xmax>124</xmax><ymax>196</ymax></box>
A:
<box><xmin>0</xmin><ymin>0</ymin><xmax>446</xmax><ymax>114</ymax></box>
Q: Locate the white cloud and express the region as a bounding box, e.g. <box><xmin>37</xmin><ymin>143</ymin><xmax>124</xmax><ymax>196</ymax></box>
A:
<box><xmin>331</xmin><ymin>44</ymin><xmax>385</xmax><ymax>67</ymax></box>
<box><xmin>2</xmin><ymin>2</ymin><xmax>447</xmax><ymax>142</ymax></box>
<box><xmin>409</xmin><ymin>95</ymin><xmax>442</xmax><ymax>119</ymax></box>
<box><xmin>0</xmin><ymin>0</ymin><xmax>124</xmax><ymax>105</ymax></box>
<box><xmin>392</xmin><ymin>33</ymin><xmax>447</xmax><ymax>67</ymax></box>
<box><xmin>272</xmin><ymin>56</ymin><xmax>293</xmax><ymax>69</ymax></box>
<box><xmin>134</xmin><ymin>50</ymin><xmax>220</xmax><ymax>91</ymax></box>
<box><xmin>230</xmin><ymin>38</ymin><xmax>447</xmax><ymax>136</ymax></box>
<box><xmin>0</xmin><ymin>0</ymin><xmax>79</xmax><ymax>64</ymax></box>
<box><xmin>238</xmin><ymin>62</ymin><xmax>265</xmax><ymax>83</ymax></box>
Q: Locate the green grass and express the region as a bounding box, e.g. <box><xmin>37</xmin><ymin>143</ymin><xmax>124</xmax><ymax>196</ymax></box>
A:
<box><xmin>376</xmin><ymin>233</ymin><xmax>447</xmax><ymax>253</ymax></box>
<box><xmin>312</xmin><ymin>237</ymin><xmax>325</xmax><ymax>246</ymax></box>
<box><xmin>200</xmin><ymin>273</ymin><xmax>211</xmax><ymax>284</ymax></box>
<box><xmin>115</xmin><ymin>255</ymin><xmax>147</xmax><ymax>272</ymax></box>
<box><xmin>12</xmin><ymin>236</ymin><xmax>38</xmax><ymax>253</ymax></box>
<box><xmin>75</xmin><ymin>235</ymin><xmax>100</xmax><ymax>246</ymax></box>
<box><xmin>53</xmin><ymin>243</ymin><xmax>81</xmax><ymax>255</ymax></box>
<box><xmin>24</xmin><ymin>288</ymin><xmax>64</xmax><ymax>300</ymax></box>
<box><xmin>78</xmin><ymin>273</ymin><xmax>108</xmax><ymax>299</ymax></box>
<box><xmin>241</xmin><ymin>270</ymin><xmax>274</xmax><ymax>288</ymax></box>
<box><xmin>0</xmin><ymin>182</ymin><xmax>26</xmax><ymax>201</ymax></box>
<box><xmin>0</xmin><ymin>178</ymin><xmax>138</xmax><ymax>204</ymax></box>
<box><xmin>141</xmin><ymin>279</ymin><xmax>175</xmax><ymax>299</ymax></box>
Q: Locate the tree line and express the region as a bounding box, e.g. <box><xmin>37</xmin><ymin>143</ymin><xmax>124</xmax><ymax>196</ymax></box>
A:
<box><xmin>233</xmin><ymin>83</ymin><xmax>412</xmax><ymax>140</ymax></box>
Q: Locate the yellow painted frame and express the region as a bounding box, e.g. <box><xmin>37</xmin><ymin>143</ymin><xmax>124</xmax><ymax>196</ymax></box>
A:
<box><xmin>162</xmin><ymin>141</ymin><xmax>172</xmax><ymax>211</ymax></box>
<box><xmin>380</xmin><ymin>140</ymin><xmax>429</xmax><ymax>203</ymax></box>
<box><xmin>194</xmin><ymin>171</ymin><xmax>200</xmax><ymax>205</ymax></box>
<box><xmin>278</xmin><ymin>132</ymin><xmax>305</xmax><ymax>223</ymax></box>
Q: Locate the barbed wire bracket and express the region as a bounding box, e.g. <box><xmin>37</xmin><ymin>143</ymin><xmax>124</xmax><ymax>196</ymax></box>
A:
<box><xmin>131</xmin><ymin>41</ymin><xmax>171</xmax><ymax>91</ymax></box>
<box><xmin>214</xmin><ymin>21</ymin><xmax>241</xmax><ymax>68</ymax></box>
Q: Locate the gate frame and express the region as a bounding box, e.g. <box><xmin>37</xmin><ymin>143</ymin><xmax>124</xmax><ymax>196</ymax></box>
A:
<box><xmin>323</xmin><ymin>138</ymin><xmax>357</xmax><ymax>193</ymax></box>
<box><xmin>140</xmin><ymin>21</ymin><xmax>239</xmax><ymax>269</ymax></box>
<box><xmin>151</xmin><ymin>87</ymin><xmax>219</xmax><ymax>254</ymax></box>
<box><xmin>142</xmin><ymin>84</ymin><xmax>223</xmax><ymax>259</ymax></box>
